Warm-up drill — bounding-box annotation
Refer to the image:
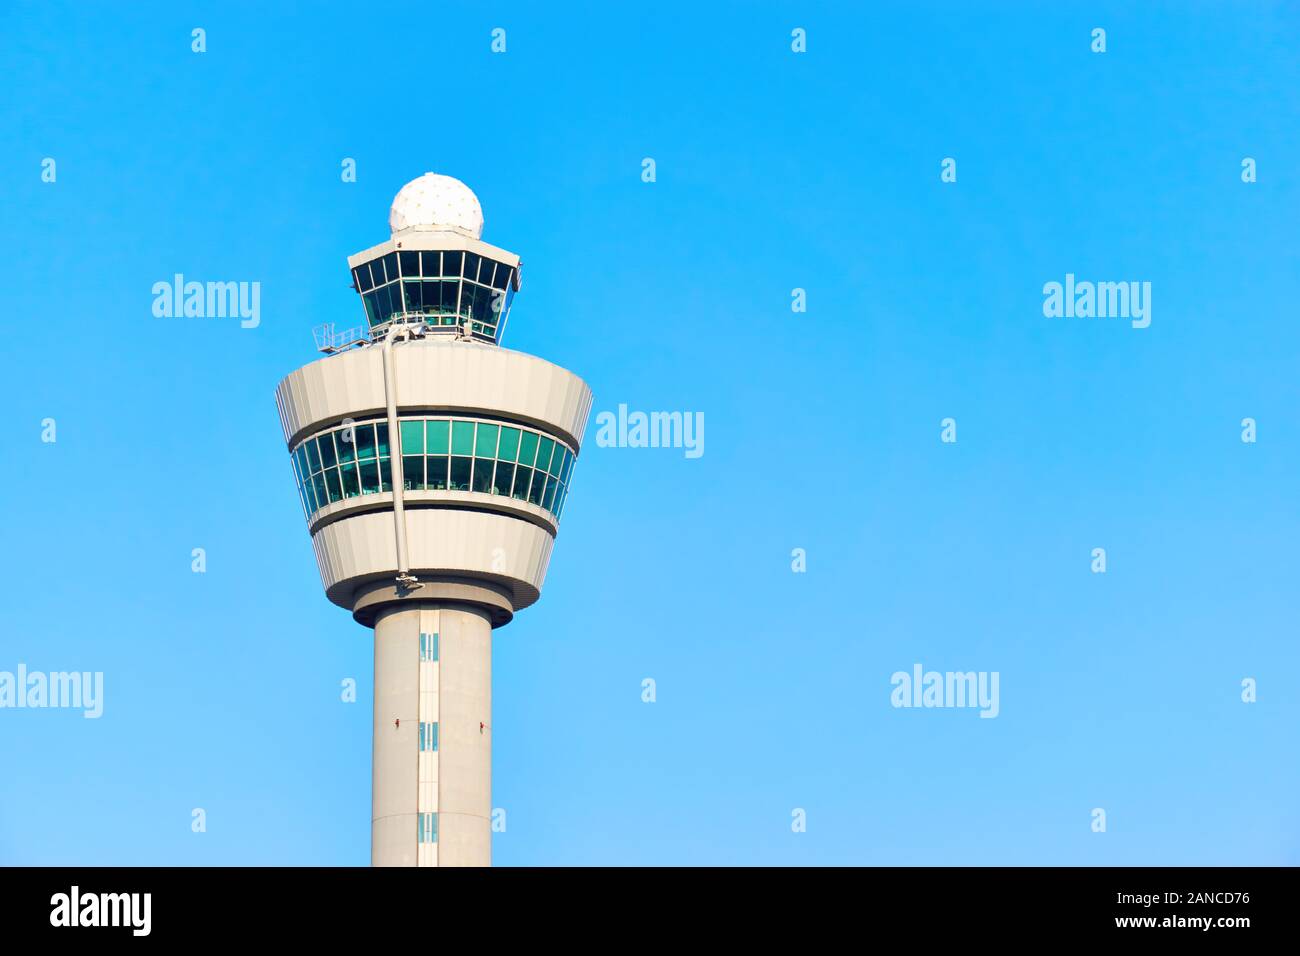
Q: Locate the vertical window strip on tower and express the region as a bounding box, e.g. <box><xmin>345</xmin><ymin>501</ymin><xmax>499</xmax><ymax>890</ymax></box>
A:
<box><xmin>418</xmin><ymin>812</ymin><xmax>438</xmax><ymax>844</ymax></box>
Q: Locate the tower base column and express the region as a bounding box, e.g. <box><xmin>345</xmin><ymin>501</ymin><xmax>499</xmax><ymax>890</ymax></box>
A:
<box><xmin>370</xmin><ymin>602</ymin><xmax>493</xmax><ymax>867</ymax></box>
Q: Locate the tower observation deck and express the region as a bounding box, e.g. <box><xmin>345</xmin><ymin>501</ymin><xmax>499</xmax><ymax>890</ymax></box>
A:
<box><xmin>274</xmin><ymin>173</ymin><xmax>593</xmax><ymax>866</ymax></box>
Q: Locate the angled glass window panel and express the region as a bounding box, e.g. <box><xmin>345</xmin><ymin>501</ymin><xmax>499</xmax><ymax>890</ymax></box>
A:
<box><xmin>474</xmin><ymin>285</ymin><xmax>496</xmax><ymax>324</ymax></box>
<box><xmin>475</xmin><ymin>423</ymin><xmax>499</xmax><ymax>458</ymax></box>
<box><xmin>368</xmin><ymin>259</ymin><xmax>384</xmax><ymax>286</ymax></box>
<box><xmin>462</xmin><ymin>252</ymin><xmax>482</xmax><ymax>283</ymax></box>
<box><xmin>400</xmin><ymin>420</ymin><xmax>424</xmax><ymax>453</ymax></box>
<box><xmin>494</xmin><ymin>461</ymin><xmax>514</xmax><ymax>497</ymax></box>
<box><xmin>324</xmin><ymin>467</ymin><xmax>343</xmax><ymax>503</ymax></box>
<box><xmin>362</xmin><ymin>291</ymin><xmax>379</xmax><ymax>327</ymax></box>
<box><xmin>536</xmin><ymin>436</ymin><xmax>555</xmax><ymax>475</ymax></box>
<box><xmin>493</xmin><ymin>265</ymin><xmax>512</xmax><ymax>290</ymax></box>
<box><xmin>542</xmin><ymin>477</ymin><xmax>558</xmax><ymax>512</ymax></box>
<box><xmin>487</xmin><ymin>287</ymin><xmax>507</xmax><ymax>323</ymax></box>
<box><xmin>403</xmin><ymin>455</ymin><xmax>424</xmax><ymax>491</ymax></box>
<box><xmin>299</xmin><ymin>468</ymin><xmax>315</xmax><ymax>511</ymax></box>
<box><xmin>451</xmin><ymin>421</ymin><xmax>475</xmax><ymax>456</ymax></box>
<box><xmin>511</xmin><ymin>465</ymin><xmax>532</xmax><ymax>501</ymax></box>
<box><xmin>426</xmin><ymin>454</ymin><xmax>448</xmax><ymax>490</ymax></box>
<box><xmin>305</xmin><ymin>437</ymin><xmax>322</xmax><ymax>474</ymax></box>
<box><xmin>472</xmin><ymin>458</ymin><xmax>493</xmax><ymax>493</ymax></box>
<box><xmin>312</xmin><ymin>472</ymin><xmax>328</xmax><ymax>509</ymax></box>
<box><xmin>527</xmin><ymin>472</ymin><xmax>546</xmax><ymax>506</ymax></box>
<box><xmin>548</xmin><ymin>445</ymin><xmax>565</xmax><ymax>477</ymax></box>
<box><xmin>376</xmin><ymin>423</ymin><xmax>390</xmax><ymax>458</ymax></box>
<box><xmin>390</xmin><ymin>283</ymin><xmax>406</xmax><ymax>317</ymax></box>
<box><xmin>427</xmin><ymin>420</ymin><xmax>449</xmax><ymax>454</ymax></box>
<box><xmin>447</xmin><ymin>280</ymin><xmax>464</xmax><ymax>315</ymax></box>
<box><xmin>421</xmin><ymin>250</ymin><xmax>440</xmax><ymax>277</ymax></box>
<box><xmin>381</xmin><ymin>253</ymin><xmax>398</xmax><ymax>286</ymax></box>
<box><xmin>518</xmin><ymin>430</ymin><xmax>539</xmax><ymax>468</ymax></box>
<box><xmin>400</xmin><ymin>251</ymin><xmax>419</xmax><ymax>278</ymax></box>
<box><xmin>294</xmin><ymin>446</ymin><xmax>310</xmax><ymax>483</ymax></box>
<box><xmin>318</xmin><ymin>432</ymin><xmax>338</xmax><ymax>469</ymax></box>
<box><xmin>354</xmin><ymin>266</ymin><xmax>372</xmax><ymax>293</ymax></box>
<box><xmin>374</xmin><ymin>289</ymin><xmax>394</xmax><ymax>325</ymax></box>
<box><xmin>478</xmin><ymin>260</ymin><xmax>496</xmax><ymax>287</ymax></box>
<box><xmin>561</xmin><ymin>449</ymin><xmax>574</xmax><ymax>483</ymax></box>
<box><xmin>456</xmin><ymin>281</ymin><xmax>477</xmax><ymax>321</ymax></box>
<box><xmin>359</xmin><ymin>458</ymin><xmax>380</xmax><ymax>494</ymax></box>
<box><xmin>403</xmin><ymin>280</ymin><xmax>422</xmax><ymax>313</ymax></box>
<box><xmin>340</xmin><ymin>462</ymin><xmax>360</xmax><ymax>498</ymax></box>
<box><xmin>426</xmin><ymin>279</ymin><xmax>451</xmax><ymax>315</ymax></box>
<box><xmin>450</xmin><ymin>456</ymin><xmax>471</xmax><ymax>491</ymax></box>
<box><xmin>442</xmin><ymin>250</ymin><xmax>463</xmax><ymax>278</ymax></box>
<box><xmin>380</xmin><ymin>456</ymin><xmax>393</xmax><ymax>492</ymax></box>
<box><xmin>497</xmin><ymin>426</ymin><xmax>520</xmax><ymax>462</ymax></box>
<box><xmin>355</xmin><ymin>423</ymin><xmax>377</xmax><ymax>460</ymax></box>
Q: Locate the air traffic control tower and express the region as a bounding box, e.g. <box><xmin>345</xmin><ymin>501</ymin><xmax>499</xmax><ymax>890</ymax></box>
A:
<box><xmin>274</xmin><ymin>174</ymin><xmax>592</xmax><ymax>866</ymax></box>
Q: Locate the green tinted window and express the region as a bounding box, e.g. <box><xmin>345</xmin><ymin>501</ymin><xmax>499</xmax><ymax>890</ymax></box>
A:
<box><xmin>336</xmin><ymin>427</ymin><xmax>356</xmax><ymax>462</ymax></box>
<box><xmin>512</xmin><ymin>466</ymin><xmax>533</xmax><ymax>501</ymax></box>
<box><xmin>450</xmin><ymin>456</ymin><xmax>472</xmax><ymax>491</ymax></box>
<box><xmin>527</xmin><ymin>472</ymin><xmax>546</xmax><ymax>506</ymax></box>
<box><xmin>324</xmin><ymin>467</ymin><xmax>343</xmax><ymax>503</ymax></box>
<box><xmin>495</xmin><ymin>461</ymin><xmax>515</xmax><ymax>497</ymax></box>
<box><xmin>498</xmin><ymin>427</ymin><xmax>520</xmax><ymax>462</ymax></box>
<box><xmin>426</xmin><ymin>455</ymin><xmax>448</xmax><ymax>490</ymax></box>
<box><xmin>400</xmin><ymin>421</ymin><xmax>424</xmax><ymax>454</ymax></box>
<box><xmin>359</xmin><ymin>459</ymin><xmax>380</xmax><ymax>494</ymax></box>
<box><xmin>403</xmin><ymin>455</ymin><xmax>424</xmax><ymax>491</ymax></box>
<box><xmin>426</xmin><ymin>420</ymin><xmax>449</xmax><ymax>454</ymax></box>
<box><xmin>472</xmin><ymin>458</ymin><xmax>494</xmax><ymax>493</ymax></box>
<box><xmin>536</xmin><ymin>437</ymin><xmax>555</xmax><ymax>475</ymax></box>
<box><xmin>451</xmin><ymin>421</ymin><xmax>475</xmax><ymax>456</ymax></box>
<box><xmin>305</xmin><ymin>438</ymin><xmax>322</xmax><ymax>473</ymax></box>
<box><xmin>340</xmin><ymin>462</ymin><xmax>360</xmax><ymax>498</ymax></box>
<box><xmin>318</xmin><ymin>433</ymin><xmax>338</xmax><ymax>469</ymax></box>
<box><xmin>376</xmin><ymin>423</ymin><xmax>390</xmax><ymax>458</ymax></box>
<box><xmin>355</xmin><ymin>424</ymin><xmax>376</xmax><ymax>460</ymax></box>
<box><xmin>549</xmin><ymin>446</ymin><xmax>565</xmax><ymax>477</ymax></box>
<box><xmin>475</xmin><ymin>423</ymin><xmax>499</xmax><ymax>458</ymax></box>
<box><xmin>518</xmin><ymin>430</ymin><xmax>539</xmax><ymax>467</ymax></box>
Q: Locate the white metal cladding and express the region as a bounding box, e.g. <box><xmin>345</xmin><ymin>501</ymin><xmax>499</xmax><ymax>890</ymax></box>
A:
<box><xmin>310</xmin><ymin>508</ymin><xmax>555</xmax><ymax>610</ymax></box>
<box><xmin>275</xmin><ymin>338</ymin><xmax>593</xmax><ymax>452</ymax></box>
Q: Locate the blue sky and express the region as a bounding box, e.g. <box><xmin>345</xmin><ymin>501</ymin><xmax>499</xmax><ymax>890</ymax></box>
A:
<box><xmin>1</xmin><ymin>1</ymin><xmax>1297</xmax><ymax>865</ymax></box>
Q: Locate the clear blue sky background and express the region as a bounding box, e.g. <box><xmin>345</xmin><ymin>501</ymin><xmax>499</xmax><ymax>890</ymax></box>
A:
<box><xmin>1</xmin><ymin>1</ymin><xmax>1297</xmax><ymax>866</ymax></box>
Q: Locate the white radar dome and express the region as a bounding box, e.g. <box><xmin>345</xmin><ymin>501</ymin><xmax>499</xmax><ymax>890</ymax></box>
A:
<box><xmin>388</xmin><ymin>172</ymin><xmax>484</xmax><ymax>239</ymax></box>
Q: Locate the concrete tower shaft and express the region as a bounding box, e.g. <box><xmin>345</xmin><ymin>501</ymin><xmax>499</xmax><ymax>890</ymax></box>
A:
<box><xmin>275</xmin><ymin>174</ymin><xmax>591</xmax><ymax>866</ymax></box>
